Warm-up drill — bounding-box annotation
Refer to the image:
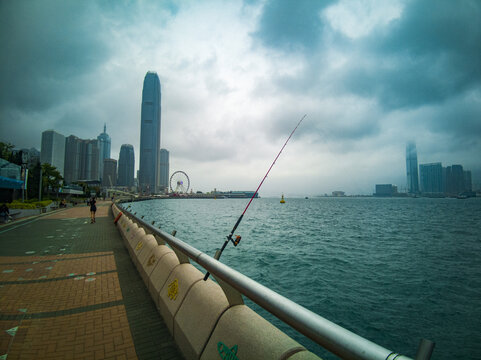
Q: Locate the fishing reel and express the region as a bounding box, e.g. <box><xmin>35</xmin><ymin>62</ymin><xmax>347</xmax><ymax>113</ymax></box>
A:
<box><xmin>229</xmin><ymin>234</ymin><xmax>242</xmax><ymax>247</ymax></box>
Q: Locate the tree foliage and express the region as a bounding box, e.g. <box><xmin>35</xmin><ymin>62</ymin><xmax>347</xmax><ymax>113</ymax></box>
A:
<box><xmin>0</xmin><ymin>141</ymin><xmax>14</xmax><ymax>162</ymax></box>
<box><xmin>41</xmin><ymin>163</ymin><xmax>63</xmax><ymax>197</ymax></box>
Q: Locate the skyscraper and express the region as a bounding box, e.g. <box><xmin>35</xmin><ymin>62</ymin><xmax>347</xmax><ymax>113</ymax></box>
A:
<box><xmin>102</xmin><ymin>159</ymin><xmax>117</xmax><ymax>187</ymax></box>
<box><xmin>64</xmin><ymin>135</ymin><xmax>81</xmax><ymax>184</ymax></box>
<box><xmin>159</xmin><ymin>148</ymin><xmax>169</xmax><ymax>193</ymax></box>
<box><xmin>406</xmin><ymin>141</ymin><xmax>419</xmax><ymax>194</ymax></box>
<box><xmin>97</xmin><ymin>124</ymin><xmax>111</xmax><ymax>180</ymax></box>
<box><xmin>445</xmin><ymin>165</ymin><xmax>465</xmax><ymax>195</ymax></box>
<box><xmin>139</xmin><ymin>72</ymin><xmax>161</xmax><ymax>194</ymax></box>
<box><xmin>419</xmin><ymin>162</ymin><xmax>443</xmax><ymax>194</ymax></box>
<box><xmin>63</xmin><ymin>135</ymin><xmax>100</xmax><ymax>183</ymax></box>
<box><xmin>118</xmin><ymin>144</ymin><xmax>135</xmax><ymax>187</ymax></box>
<box><xmin>40</xmin><ymin>130</ymin><xmax>66</xmax><ymax>176</ymax></box>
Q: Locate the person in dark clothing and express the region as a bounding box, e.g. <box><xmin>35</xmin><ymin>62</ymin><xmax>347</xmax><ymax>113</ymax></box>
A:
<box><xmin>0</xmin><ymin>203</ymin><xmax>10</xmax><ymax>222</ymax></box>
<box><xmin>89</xmin><ymin>197</ymin><xmax>97</xmax><ymax>223</ymax></box>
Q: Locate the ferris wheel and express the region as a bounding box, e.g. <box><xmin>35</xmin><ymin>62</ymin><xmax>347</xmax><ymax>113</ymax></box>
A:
<box><xmin>169</xmin><ymin>171</ymin><xmax>190</xmax><ymax>194</ymax></box>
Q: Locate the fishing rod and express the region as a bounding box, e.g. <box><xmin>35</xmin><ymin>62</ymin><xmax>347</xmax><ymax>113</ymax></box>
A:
<box><xmin>204</xmin><ymin>114</ymin><xmax>307</xmax><ymax>281</ymax></box>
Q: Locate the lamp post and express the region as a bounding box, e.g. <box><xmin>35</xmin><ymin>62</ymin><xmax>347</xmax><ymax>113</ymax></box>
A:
<box><xmin>39</xmin><ymin>167</ymin><xmax>42</xmax><ymax>201</ymax></box>
<box><xmin>21</xmin><ymin>151</ymin><xmax>28</xmax><ymax>202</ymax></box>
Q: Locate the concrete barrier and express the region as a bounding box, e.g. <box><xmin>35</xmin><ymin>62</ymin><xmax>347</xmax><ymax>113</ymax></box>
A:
<box><xmin>114</xmin><ymin>209</ymin><xmax>322</xmax><ymax>360</ymax></box>
<box><xmin>128</xmin><ymin>226</ymin><xmax>146</xmax><ymax>259</ymax></box>
<box><xmin>147</xmin><ymin>246</ymin><xmax>180</xmax><ymax>305</ymax></box>
<box><xmin>120</xmin><ymin>219</ymin><xmax>134</xmax><ymax>244</ymax></box>
<box><xmin>124</xmin><ymin>223</ymin><xmax>141</xmax><ymax>255</ymax></box>
<box><xmin>157</xmin><ymin>264</ymin><xmax>204</xmax><ymax>334</ymax></box>
<box><xmin>201</xmin><ymin>304</ymin><xmax>309</xmax><ymax>360</ymax></box>
<box><xmin>138</xmin><ymin>243</ymin><xmax>164</xmax><ymax>285</ymax></box>
<box><xmin>287</xmin><ymin>350</ymin><xmax>323</xmax><ymax>359</ymax></box>
<box><xmin>174</xmin><ymin>278</ymin><xmax>230</xmax><ymax>360</ymax></box>
<box><xmin>133</xmin><ymin>234</ymin><xmax>157</xmax><ymax>274</ymax></box>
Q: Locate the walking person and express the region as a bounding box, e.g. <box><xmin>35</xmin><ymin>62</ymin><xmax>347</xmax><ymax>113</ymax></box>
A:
<box><xmin>0</xmin><ymin>203</ymin><xmax>11</xmax><ymax>223</ymax></box>
<box><xmin>89</xmin><ymin>196</ymin><xmax>97</xmax><ymax>223</ymax></box>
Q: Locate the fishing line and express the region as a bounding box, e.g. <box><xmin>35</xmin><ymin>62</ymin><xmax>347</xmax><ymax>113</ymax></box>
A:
<box><xmin>204</xmin><ymin>114</ymin><xmax>307</xmax><ymax>281</ymax></box>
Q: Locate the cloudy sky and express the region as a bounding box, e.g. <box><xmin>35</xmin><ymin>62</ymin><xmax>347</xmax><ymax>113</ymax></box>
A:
<box><xmin>1</xmin><ymin>0</ymin><xmax>480</xmax><ymax>196</ymax></box>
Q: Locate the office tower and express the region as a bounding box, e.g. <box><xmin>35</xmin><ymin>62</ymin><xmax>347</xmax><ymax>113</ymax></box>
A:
<box><xmin>64</xmin><ymin>135</ymin><xmax>81</xmax><ymax>184</ymax></box>
<box><xmin>97</xmin><ymin>124</ymin><xmax>111</xmax><ymax>180</ymax></box>
<box><xmin>40</xmin><ymin>130</ymin><xmax>66</xmax><ymax>176</ymax></box>
<box><xmin>464</xmin><ymin>170</ymin><xmax>472</xmax><ymax>192</ymax></box>
<box><xmin>375</xmin><ymin>184</ymin><xmax>398</xmax><ymax>197</ymax></box>
<box><xmin>139</xmin><ymin>72</ymin><xmax>161</xmax><ymax>194</ymax></box>
<box><xmin>63</xmin><ymin>135</ymin><xmax>100</xmax><ymax>183</ymax></box>
<box><xmin>406</xmin><ymin>141</ymin><xmax>419</xmax><ymax>194</ymax></box>
<box><xmin>118</xmin><ymin>144</ymin><xmax>135</xmax><ymax>187</ymax></box>
<box><xmin>102</xmin><ymin>159</ymin><xmax>117</xmax><ymax>187</ymax></box>
<box><xmin>419</xmin><ymin>163</ymin><xmax>443</xmax><ymax>194</ymax></box>
<box><xmin>445</xmin><ymin>165</ymin><xmax>465</xmax><ymax>195</ymax></box>
<box><xmin>159</xmin><ymin>148</ymin><xmax>169</xmax><ymax>193</ymax></box>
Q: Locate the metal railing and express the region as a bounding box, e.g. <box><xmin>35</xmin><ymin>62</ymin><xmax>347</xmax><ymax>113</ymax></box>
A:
<box><xmin>118</xmin><ymin>203</ymin><xmax>434</xmax><ymax>360</ymax></box>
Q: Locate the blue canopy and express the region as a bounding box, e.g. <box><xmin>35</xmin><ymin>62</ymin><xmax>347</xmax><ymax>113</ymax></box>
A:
<box><xmin>0</xmin><ymin>176</ymin><xmax>24</xmax><ymax>189</ymax></box>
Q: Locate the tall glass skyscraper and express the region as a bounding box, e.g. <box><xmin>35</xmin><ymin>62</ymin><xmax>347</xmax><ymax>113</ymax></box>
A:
<box><xmin>139</xmin><ymin>72</ymin><xmax>161</xmax><ymax>194</ymax></box>
<box><xmin>406</xmin><ymin>141</ymin><xmax>419</xmax><ymax>194</ymax></box>
<box><xmin>64</xmin><ymin>135</ymin><xmax>100</xmax><ymax>183</ymax></box>
<box><xmin>118</xmin><ymin>144</ymin><xmax>135</xmax><ymax>187</ymax></box>
<box><xmin>159</xmin><ymin>148</ymin><xmax>169</xmax><ymax>193</ymax></box>
<box><xmin>97</xmin><ymin>124</ymin><xmax>111</xmax><ymax>180</ymax></box>
<box><xmin>40</xmin><ymin>130</ymin><xmax>65</xmax><ymax>176</ymax></box>
<box><xmin>419</xmin><ymin>162</ymin><xmax>443</xmax><ymax>194</ymax></box>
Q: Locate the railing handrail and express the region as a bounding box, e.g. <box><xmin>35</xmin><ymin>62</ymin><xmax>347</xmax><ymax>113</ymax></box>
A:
<box><xmin>118</xmin><ymin>203</ymin><xmax>418</xmax><ymax>360</ymax></box>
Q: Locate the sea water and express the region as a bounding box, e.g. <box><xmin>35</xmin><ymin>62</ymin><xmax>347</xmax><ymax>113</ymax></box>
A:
<box><xmin>126</xmin><ymin>197</ymin><xmax>481</xmax><ymax>360</ymax></box>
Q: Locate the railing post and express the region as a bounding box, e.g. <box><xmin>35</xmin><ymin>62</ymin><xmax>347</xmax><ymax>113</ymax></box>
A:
<box><xmin>415</xmin><ymin>339</ymin><xmax>435</xmax><ymax>360</ymax></box>
<box><xmin>169</xmin><ymin>230</ymin><xmax>190</xmax><ymax>264</ymax></box>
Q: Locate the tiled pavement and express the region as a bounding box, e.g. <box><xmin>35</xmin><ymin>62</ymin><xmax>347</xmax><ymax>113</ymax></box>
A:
<box><xmin>0</xmin><ymin>201</ymin><xmax>183</xmax><ymax>359</ymax></box>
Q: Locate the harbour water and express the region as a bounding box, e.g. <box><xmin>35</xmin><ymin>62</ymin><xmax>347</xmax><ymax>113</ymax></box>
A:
<box><xmin>126</xmin><ymin>197</ymin><xmax>481</xmax><ymax>360</ymax></box>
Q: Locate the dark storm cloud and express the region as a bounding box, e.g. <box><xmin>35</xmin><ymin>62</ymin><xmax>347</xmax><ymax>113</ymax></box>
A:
<box><xmin>0</xmin><ymin>1</ymin><xmax>110</xmax><ymax>112</ymax></box>
<box><xmin>253</xmin><ymin>0</ymin><xmax>481</xmax><ymax>111</ymax></box>
<box><xmin>344</xmin><ymin>0</ymin><xmax>481</xmax><ymax>110</ymax></box>
<box><xmin>253</xmin><ymin>0</ymin><xmax>335</xmax><ymax>52</ymax></box>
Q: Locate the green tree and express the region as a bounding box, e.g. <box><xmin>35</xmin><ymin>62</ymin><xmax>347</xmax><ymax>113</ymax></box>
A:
<box><xmin>0</xmin><ymin>141</ymin><xmax>14</xmax><ymax>161</ymax></box>
<box><xmin>41</xmin><ymin>163</ymin><xmax>63</xmax><ymax>198</ymax></box>
<box><xmin>27</xmin><ymin>162</ymin><xmax>42</xmax><ymax>200</ymax></box>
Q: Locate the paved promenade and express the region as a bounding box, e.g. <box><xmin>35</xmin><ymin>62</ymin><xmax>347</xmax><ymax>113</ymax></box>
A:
<box><xmin>0</xmin><ymin>201</ymin><xmax>183</xmax><ymax>359</ymax></box>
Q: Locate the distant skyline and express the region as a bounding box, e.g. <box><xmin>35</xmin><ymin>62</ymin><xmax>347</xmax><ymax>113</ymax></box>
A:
<box><xmin>1</xmin><ymin>0</ymin><xmax>480</xmax><ymax>196</ymax></box>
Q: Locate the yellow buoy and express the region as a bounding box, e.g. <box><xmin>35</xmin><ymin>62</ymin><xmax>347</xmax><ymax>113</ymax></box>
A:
<box><xmin>280</xmin><ymin>194</ymin><xmax>285</xmax><ymax>203</ymax></box>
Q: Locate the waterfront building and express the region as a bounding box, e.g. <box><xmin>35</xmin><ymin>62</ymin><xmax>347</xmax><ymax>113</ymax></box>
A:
<box><xmin>159</xmin><ymin>148</ymin><xmax>169</xmax><ymax>193</ymax></box>
<box><xmin>405</xmin><ymin>141</ymin><xmax>419</xmax><ymax>194</ymax></box>
<box><xmin>464</xmin><ymin>170</ymin><xmax>472</xmax><ymax>192</ymax></box>
<box><xmin>64</xmin><ymin>135</ymin><xmax>81</xmax><ymax>184</ymax></box>
<box><xmin>64</xmin><ymin>135</ymin><xmax>100</xmax><ymax>183</ymax></box>
<box><xmin>419</xmin><ymin>162</ymin><xmax>443</xmax><ymax>194</ymax></box>
<box><xmin>139</xmin><ymin>72</ymin><xmax>161</xmax><ymax>194</ymax></box>
<box><xmin>102</xmin><ymin>158</ymin><xmax>117</xmax><ymax>187</ymax></box>
<box><xmin>445</xmin><ymin>165</ymin><xmax>465</xmax><ymax>195</ymax></box>
<box><xmin>118</xmin><ymin>144</ymin><xmax>135</xmax><ymax>187</ymax></box>
<box><xmin>40</xmin><ymin>130</ymin><xmax>65</xmax><ymax>176</ymax></box>
<box><xmin>375</xmin><ymin>184</ymin><xmax>398</xmax><ymax>197</ymax></box>
<box><xmin>97</xmin><ymin>124</ymin><xmax>111</xmax><ymax>181</ymax></box>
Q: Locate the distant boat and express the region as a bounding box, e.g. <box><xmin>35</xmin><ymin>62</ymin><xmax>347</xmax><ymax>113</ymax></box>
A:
<box><xmin>280</xmin><ymin>194</ymin><xmax>285</xmax><ymax>204</ymax></box>
<box><xmin>305</xmin><ymin>196</ymin><xmax>308</xmax><ymax>199</ymax></box>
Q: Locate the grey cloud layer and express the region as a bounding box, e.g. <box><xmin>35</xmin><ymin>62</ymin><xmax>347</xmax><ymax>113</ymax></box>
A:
<box><xmin>0</xmin><ymin>1</ymin><xmax>109</xmax><ymax>112</ymax></box>
<box><xmin>251</xmin><ymin>0</ymin><xmax>481</xmax><ymax>154</ymax></box>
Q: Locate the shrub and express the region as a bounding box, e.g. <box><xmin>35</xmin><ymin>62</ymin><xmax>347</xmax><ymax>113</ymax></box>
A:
<box><xmin>7</xmin><ymin>200</ymin><xmax>53</xmax><ymax>209</ymax></box>
<box><xmin>8</xmin><ymin>202</ymin><xmax>36</xmax><ymax>209</ymax></box>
